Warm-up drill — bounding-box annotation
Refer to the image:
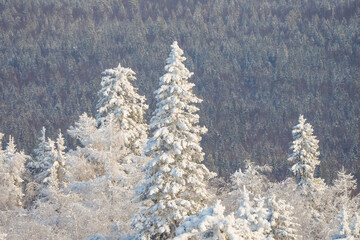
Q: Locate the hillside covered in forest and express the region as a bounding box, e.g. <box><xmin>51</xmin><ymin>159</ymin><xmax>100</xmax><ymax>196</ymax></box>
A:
<box><xmin>1</xmin><ymin>41</ymin><xmax>359</xmax><ymax>240</ymax></box>
<box><xmin>1</xmin><ymin>0</ymin><xmax>360</xmax><ymax>182</ymax></box>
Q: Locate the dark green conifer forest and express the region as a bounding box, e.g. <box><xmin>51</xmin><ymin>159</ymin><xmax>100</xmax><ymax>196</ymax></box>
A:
<box><xmin>1</xmin><ymin>0</ymin><xmax>359</xmax><ymax>182</ymax></box>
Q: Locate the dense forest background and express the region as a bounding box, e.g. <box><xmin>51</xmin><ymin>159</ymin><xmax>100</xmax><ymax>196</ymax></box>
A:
<box><xmin>0</xmin><ymin>0</ymin><xmax>359</xmax><ymax>182</ymax></box>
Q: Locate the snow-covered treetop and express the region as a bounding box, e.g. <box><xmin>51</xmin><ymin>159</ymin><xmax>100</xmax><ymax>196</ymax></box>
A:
<box><xmin>56</xmin><ymin>130</ymin><xmax>66</xmax><ymax>158</ymax></box>
<box><xmin>6</xmin><ymin>135</ymin><xmax>17</xmax><ymax>156</ymax></box>
<box><xmin>162</xmin><ymin>41</ymin><xmax>193</xmax><ymax>83</ymax></box>
<box><xmin>333</xmin><ymin>166</ymin><xmax>357</xmax><ymax>199</ymax></box>
<box><xmin>67</xmin><ymin>113</ymin><xmax>97</xmax><ymax>147</ymax></box>
<box><xmin>147</xmin><ymin>41</ymin><xmax>207</xmax><ymax>158</ymax></box>
<box><xmin>288</xmin><ymin>115</ymin><xmax>324</xmax><ymax>194</ymax></box>
<box><xmin>96</xmin><ymin>63</ymin><xmax>147</xmax><ymax>124</ymax></box>
<box><xmin>288</xmin><ymin>115</ymin><xmax>320</xmax><ymax>167</ymax></box>
<box><xmin>96</xmin><ymin>63</ymin><xmax>148</xmax><ymax>155</ymax></box>
<box><xmin>133</xmin><ymin>41</ymin><xmax>214</xmax><ymax>240</ymax></box>
<box><xmin>175</xmin><ymin>200</ymin><xmax>245</xmax><ymax>240</ymax></box>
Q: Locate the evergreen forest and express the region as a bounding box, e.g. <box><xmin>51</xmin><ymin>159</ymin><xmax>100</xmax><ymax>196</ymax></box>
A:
<box><xmin>0</xmin><ymin>40</ymin><xmax>359</xmax><ymax>240</ymax></box>
<box><xmin>1</xmin><ymin>0</ymin><xmax>360</xmax><ymax>181</ymax></box>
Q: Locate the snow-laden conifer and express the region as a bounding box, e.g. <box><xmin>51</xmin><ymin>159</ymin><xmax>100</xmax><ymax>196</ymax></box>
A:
<box><xmin>175</xmin><ymin>200</ymin><xmax>249</xmax><ymax>240</ymax></box>
<box><xmin>253</xmin><ymin>197</ymin><xmax>272</xmax><ymax>238</ymax></box>
<box><xmin>132</xmin><ymin>41</ymin><xmax>215</xmax><ymax>239</ymax></box>
<box><xmin>96</xmin><ymin>63</ymin><xmax>148</xmax><ymax>156</ymax></box>
<box><xmin>237</xmin><ymin>186</ymin><xmax>256</xmax><ymax>229</ymax></box>
<box><xmin>27</xmin><ymin>127</ymin><xmax>57</xmax><ymax>177</ymax></box>
<box><xmin>332</xmin><ymin>205</ymin><xmax>352</xmax><ymax>239</ymax></box>
<box><xmin>288</xmin><ymin>115</ymin><xmax>325</xmax><ymax>194</ymax></box>
<box><xmin>25</xmin><ymin>127</ymin><xmax>60</xmax><ymax>203</ymax></box>
<box><xmin>6</xmin><ymin>135</ymin><xmax>16</xmax><ymax>156</ymax></box>
<box><xmin>237</xmin><ymin>186</ymin><xmax>268</xmax><ymax>239</ymax></box>
<box><xmin>42</xmin><ymin>130</ymin><xmax>68</xmax><ymax>191</ymax></box>
<box><xmin>0</xmin><ymin>135</ymin><xmax>26</xmax><ymax>209</ymax></box>
<box><xmin>265</xmin><ymin>195</ymin><xmax>298</xmax><ymax>240</ymax></box>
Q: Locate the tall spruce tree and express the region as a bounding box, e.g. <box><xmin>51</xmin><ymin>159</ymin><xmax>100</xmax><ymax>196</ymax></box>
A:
<box><xmin>288</xmin><ymin>115</ymin><xmax>325</xmax><ymax>194</ymax></box>
<box><xmin>132</xmin><ymin>41</ymin><xmax>215</xmax><ymax>239</ymax></box>
<box><xmin>96</xmin><ymin>63</ymin><xmax>148</xmax><ymax>156</ymax></box>
<box><xmin>27</xmin><ymin>127</ymin><xmax>57</xmax><ymax>177</ymax></box>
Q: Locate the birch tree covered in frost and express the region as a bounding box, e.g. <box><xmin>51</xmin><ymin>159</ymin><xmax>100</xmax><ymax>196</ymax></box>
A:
<box><xmin>0</xmin><ymin>134</ymin><xmax>26</xmax><ymax>210</ymax></box>
<box><xmin>132</xmin><ymin>41</ymin><xmax>215</xmax><ymax>239</ymax></box>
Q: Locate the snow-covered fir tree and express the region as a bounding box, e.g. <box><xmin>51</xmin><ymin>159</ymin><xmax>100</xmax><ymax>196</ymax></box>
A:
<box><xmin>253</xmin><ymin>197</ymin><xmax>272</xmax><ymax>238</ymax></box>
<box><xmin>132</xmin><ymin>41</ymin><xmax>215</xmax><ymax>239</ymax></box>
<box><xmin>25</xmin><ymin>127</ymin><xmax>60</xmax><ymax>203</ymax></box>
<box><xmin>5</xmin><ymin>135</ymin><xmax>17</xmax><ymax>156</ymax></box>
<box><xmin>265</xmin><ymin>195</ymin><xmax>298</xmax><ymax>240</ymax></box>
<box><xmin>27</xmin><ymin>127</ymin><xmax>57</xmax><ymax>177</ymax></box>
<box><xmin>237</xmin><ymin>186</ymin><xmax>255</xmax><ymax>229</ymax></box>
<box><xmin>288</xmin><ymin>115</ymin><xmax>325</xmax><ymax>195</ymax></box>
<box><xmin>237</xmin><ymin>186</ymin><xmax>268</xmax><ymax>239</ymax></box>
<box><xmin>332</xmin><ymin>205</ymin><xmax>352</xmax><ymax>239</ymax></box>
<box><xmin>41</xmin><ymin>130</ymin><xmax>68</xmax><ymax>193</ymax></box>
<box><xmin>0</xmin><ymin>135</ymin><xmax>26</xmax><ymax>210</ymax></box>
<box><xmin>96</xmin><ymin>63</ymin><xmax>148</xmax><ymax>156</ymax></box>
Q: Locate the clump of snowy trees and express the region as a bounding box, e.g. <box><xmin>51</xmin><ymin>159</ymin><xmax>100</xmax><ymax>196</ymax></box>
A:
<box><xmin>0</xmin><ymin>42</ymin><xmax>359</xmax><ymax>240</ymax></box>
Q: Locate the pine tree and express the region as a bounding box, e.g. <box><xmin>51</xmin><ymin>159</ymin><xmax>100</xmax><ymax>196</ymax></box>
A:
<box><xmin>96</xmin><ymin>63</ymin><xmax>148</xmax><ymax>156</ymax></box>
<box><xmin>265</xmin><ymin>196</ymin><xmax>298</xmax><ymax>240</ymax></box>
<box><xmin>237</xmin><ymin>186</ymin><xmax>268</xmax><ymax>239</ymax></box>
<box><xmin>132</xmin><ymin>41</ymin><xmax>215</xmax><ymax>239</ymax></box>
<box><xmin>288</xmin><ymin>115</ymin><xmax>325</xmax><ymax>194</ymax></box>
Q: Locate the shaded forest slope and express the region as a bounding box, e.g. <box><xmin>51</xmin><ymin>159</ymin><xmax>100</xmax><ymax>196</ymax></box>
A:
<box><xmin>0</xmin><ymin>0</ymin><xmax>359</xmax><ymax>181</ymax></box>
